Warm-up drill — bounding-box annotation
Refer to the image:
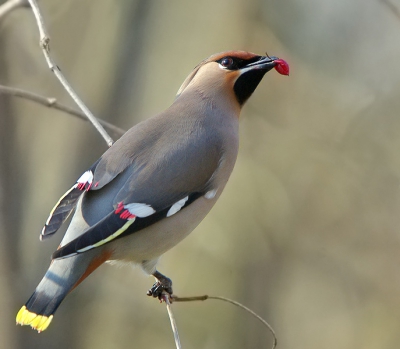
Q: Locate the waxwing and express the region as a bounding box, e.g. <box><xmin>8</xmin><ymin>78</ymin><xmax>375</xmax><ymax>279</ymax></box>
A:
<box><xmin>16</xmin><ymin>51</ymin><xmax>289</xmax><ymax>332</ymax></box>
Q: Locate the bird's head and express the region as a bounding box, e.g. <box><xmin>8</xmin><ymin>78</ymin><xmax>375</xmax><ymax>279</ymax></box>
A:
<box><xmin>176</xmin><ymin>51</ymin><xmax>289</xmax><ymax>108</ymax></box>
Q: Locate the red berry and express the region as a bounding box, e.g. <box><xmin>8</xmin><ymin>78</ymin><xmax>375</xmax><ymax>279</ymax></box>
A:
<box><xmin>274</xmin><ymin>59</ymin><xmax>289</xmax><ymax>76</ymax></box>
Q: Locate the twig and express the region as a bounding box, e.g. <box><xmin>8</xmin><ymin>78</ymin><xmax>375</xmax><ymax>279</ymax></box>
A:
<box><xmin>380</xmin><ymin>0</ymin><xmax>400</xmax><ymax>20</ymax></box>
<box><xmin>0</xmin><ymin>0</ymin><xmax>28</xmax><ymax>21</ymax></box>
<box><xmin>0</xmin><ymin>84</ymin><xmax>126</xmax><ymax>137</ymax></box>
<box><xmin>162</xmin><ymin>293</ymin><xmax>182</xmax><ymax>349</ymax></box>
<box><xmin>26</xmin><ymin>0</ymin><xmax>114</xmax><ymax>147</ymax></box>
<box><xmin>172</xmin><ymin>295</ymin><xmax>277</xmax><ymax>349</ymax></box>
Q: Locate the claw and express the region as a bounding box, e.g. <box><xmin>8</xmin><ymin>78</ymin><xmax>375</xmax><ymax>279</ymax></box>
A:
<box><xmin>147</xmin><ymin>271</ymin><xmax>173</xmax><ymax>300</ymax></box>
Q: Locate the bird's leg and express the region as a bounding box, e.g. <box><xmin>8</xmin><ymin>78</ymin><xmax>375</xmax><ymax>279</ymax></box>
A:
<box><xmin>147</xmin><ymin>270</ymin><xmax>173</xmax><ymax>300</ymax></box>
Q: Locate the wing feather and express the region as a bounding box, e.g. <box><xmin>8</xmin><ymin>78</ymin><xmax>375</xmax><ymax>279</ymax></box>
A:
<box><xmin>49</xmin><ymin>110</ymin><xmax>225</xmax><ymax>257</ymax></box>
<box><xmin>52</xmin><ymin>192</ymin><xmax>203</xmax><ymax>259</ymax></box>
<box><xmin>40</xmin><ymin>161</ymin><xmax>101</xmax><ymax>239</ymax></box>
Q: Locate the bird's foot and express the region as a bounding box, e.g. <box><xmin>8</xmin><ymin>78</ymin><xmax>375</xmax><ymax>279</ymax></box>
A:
<box><xmin>147</xmin><ymin>271</ymin><xmax>173</xmax><ymax>301</ymax></box>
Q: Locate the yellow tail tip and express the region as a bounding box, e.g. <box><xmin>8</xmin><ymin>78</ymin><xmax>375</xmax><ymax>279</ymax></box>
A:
<box><xmin>16</xmin><ymin>306</ymin><xmax>53</xmax><ymax>332</ymax></box>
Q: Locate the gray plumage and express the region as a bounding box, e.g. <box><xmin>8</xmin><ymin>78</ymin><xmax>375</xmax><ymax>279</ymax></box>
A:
<box><xmin>16</xmin><ymin>50</ymin><xmax>286</xmax><ymax>332</ymax></box>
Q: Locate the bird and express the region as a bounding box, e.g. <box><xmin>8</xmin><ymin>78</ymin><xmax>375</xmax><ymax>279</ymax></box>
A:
<box><xmin>16</xmin><ymin>50</ymin><xmax>289</xmax><ymax>332</ymax></box>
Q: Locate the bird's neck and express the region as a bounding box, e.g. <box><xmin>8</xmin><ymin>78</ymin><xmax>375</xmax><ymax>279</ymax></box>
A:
<box><xmin>174</xmin><ymin>86</ymin><xmax>241</xmax><ymax>119</ymax></box>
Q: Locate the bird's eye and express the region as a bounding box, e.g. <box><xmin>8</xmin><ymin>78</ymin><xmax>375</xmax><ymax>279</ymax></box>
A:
<box><xmin>220</xmin><ymin>57</ymin><xmax>234</xmax><ymax>68</ymax></box>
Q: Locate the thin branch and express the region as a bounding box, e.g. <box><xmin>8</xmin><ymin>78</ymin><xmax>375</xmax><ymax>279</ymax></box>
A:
<box><xmin>26</xmin><ymin>0</ymin><xmax>114</xmax><ymax>147</ymax></box>
<box><xmin>0</xmin><ymin>84</ymin><xmax>125</xmax><ymax>137</ymax></box>
<box><xmin>162</xmin><ymin>293</ymin><xmax>182</xmax><ymax>349</ymax></box>
<box><xmin>0</xmin><ymin>0</ymin><xmax>28</xmax><ymax>21</ymax></box>
<box><xmin>172</xmin><ymin>295</ymin><xmax>277</xmax><ymax>349</ymax></box>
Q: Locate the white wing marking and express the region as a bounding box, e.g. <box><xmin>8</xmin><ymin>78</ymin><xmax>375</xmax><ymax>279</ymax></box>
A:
<box><xmin>167</xmin><ymin>196</ymin><xmax>189</xmax><ymax>217</ymax></box>
<box><xmin>124</xmin><ymin>203</ymin><xmax>156</xmax><ymax>217</ymax></box>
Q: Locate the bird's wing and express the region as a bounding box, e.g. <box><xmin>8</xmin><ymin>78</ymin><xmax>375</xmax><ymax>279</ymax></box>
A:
<box><xmin>41</xmin><ymin>116</ymin><xmax>166</xmax><ymax>239</ymax></box>
<box><xmin>40</xmin><ymin>160</ymin><xmax>101</xmax><ymax>239</ymax></box>
<box><xmin>51</xmin><ymin>116</ymin><xmax>223</xmax><ymax>259</ymax></box>
<box><xmin>41</xmin><ymin>115</ymin><xmax>176</xmax><ymax>239</ymax></box>
<box><xmin>51</xmin><ymin>191</ymin><xmax>206</xmax><ymax>260</ymax></box>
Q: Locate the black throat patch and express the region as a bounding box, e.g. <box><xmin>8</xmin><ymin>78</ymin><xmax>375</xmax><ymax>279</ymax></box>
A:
<box><xmin>233</xmin><ymin>69</ymin><xmax>267</xmax><ymax>105</ymax></box>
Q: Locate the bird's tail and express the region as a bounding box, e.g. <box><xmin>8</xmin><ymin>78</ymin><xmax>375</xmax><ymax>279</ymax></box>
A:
<box><xmin>16</xmin><ymin>249</ymin><xmax>110</xmax><ymax>332</ymax></box>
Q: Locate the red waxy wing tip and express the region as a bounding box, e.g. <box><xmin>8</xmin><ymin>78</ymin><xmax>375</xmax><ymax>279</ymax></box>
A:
<box><xmin>274</xmin><ymin>58</ymin><xmax>289</xmax><ymax>76</ymax></box>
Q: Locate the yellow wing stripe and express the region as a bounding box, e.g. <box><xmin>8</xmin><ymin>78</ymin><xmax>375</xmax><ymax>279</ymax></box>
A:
<box><xmin>44</xmin><ymin>186</ymin><xmax>76</xmax><ymax>225</ymax></box>
<box><xmin>16</xmin><ymin>306</ymin><xmax>53</xmax><ymax>332</ymax></box>
<box><xmin>77</xmin><ymin>218</ymin><xmax>136</xmax><ymax>252</ymax></box>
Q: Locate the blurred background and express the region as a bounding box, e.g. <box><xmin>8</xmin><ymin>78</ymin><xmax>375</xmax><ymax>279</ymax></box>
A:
<box><xmin>1</xmin><ymin>0</ymin><xmax>400</xmax><ymax>348</ymax></box>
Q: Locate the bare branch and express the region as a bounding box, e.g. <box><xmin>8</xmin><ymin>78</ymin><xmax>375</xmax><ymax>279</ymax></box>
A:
<box><xmin>162</xmin><ymin>293</ymin><xmax>182</xmax><ymax>349</ymax></box>
<box><xmin>172</xmin><ymin>295</ymin><xmax>277</xmax><ymax>349</ymax></box>
<box><xmin>0</xmin><ymin>0</ymin><xmax>28</xmax><ymax>21</ymax></box>
<box><xmin>26</xmin><ymin>0</ymin><xmax>114</xmax><ymax>147</ymax></box>
<box><xmin>0</xmin><ymin>84</ymin><xmax>126</xmax><ymax>137</ymax></box>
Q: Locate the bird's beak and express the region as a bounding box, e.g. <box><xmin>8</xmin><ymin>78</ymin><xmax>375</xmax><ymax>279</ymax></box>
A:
<box><xmin>241</xmin><ymin>56</ymin><xmax>290</xmax><ymax>76</ymax></box>
<box><xmin>247</xmin><ymin>55</ymin><xmax>277</xmax><ymax>70</ymax></box>
<box><xmin>233</xmin><ymin>53</ymin><xmax>289</xmax><ymax>105</ymax></box>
